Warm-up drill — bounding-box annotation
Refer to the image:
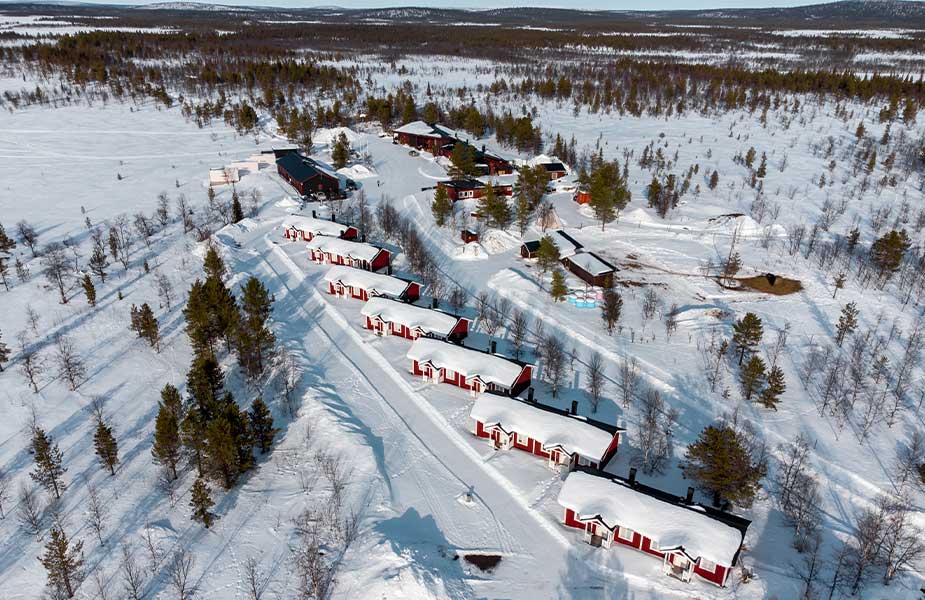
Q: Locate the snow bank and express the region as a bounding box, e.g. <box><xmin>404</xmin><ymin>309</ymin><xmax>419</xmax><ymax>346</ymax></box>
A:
<box><xmin>557</xmin><ymin>471</ymin><xmax>744</xmax><ymax>567</ymax></box>
<box><xmin>313</xmin><ymin>126</ymin><xmax>362</xmax><ymax>147</ymax></box>
<box><xmin>338</xmin><ymin>163</ymin><xmax>377</xmax><ymax>179</ymax></box>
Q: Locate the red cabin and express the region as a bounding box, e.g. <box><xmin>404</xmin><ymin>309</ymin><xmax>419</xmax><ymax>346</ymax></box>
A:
<box><xmin>541</xmin><ymin>161</ymin><xmax>568</xmax><ymax>181</ymax></box>
<box><xmin>574</xmin><ymin>189</ymin><xmax>591</xmax><ymax>205</ymax></box>
<box><xmin>283</xmin><ymin>215</ymin><xmax>358</xmax><ymax>243</ymax></box>
<box><xmin>323</xmin><ymin>265</ymin><xmax>420</xmax><ymax>302</ymax></box>
<box><xmin>305</xmin><ymin>237</ymin><xmax>390</xmax><ymax>272</ymax></box>
<box><xmin>438</xmin><ymin>179</ymin><xmax>514</xmax><ymax>202</ymax></box>
<box><xmin>558</xmin><ymin>469</ymin><xmax>751</xmax><ymax>587</ymax></box>
<box><xmin>471</xmin><ymin>395</ymin><xmax>623</xmax><ymax>470</ymax></box>
<box><xmin>407</xmin><ymin>338</ymin><xmax>532</xmax><ymax>397</ymax></box>
<box><xmin>361</xmin><ymin>297</ymin><xmax>468</xmax><ymax>343</ymax></box>
<box><xmin>276</xmin><ymin>153</ymin><xmax>341</xmax><ymax>197</ymax></box>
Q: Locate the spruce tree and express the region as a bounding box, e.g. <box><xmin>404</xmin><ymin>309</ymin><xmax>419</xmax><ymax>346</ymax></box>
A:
<box><xmin>249</xmin><ymin>397</ymin><xmax>278</xmax><ymax>454</ymax></box>
<box><xmin>756</xmin><ymin>152</ymin><xmax>767</xmax><ymax>178</ymax></box>
<box><xmin>740</xmin><ymin>355</ymin><xmax>766</xmax><ymax>401</ymax></box>
<box><xmin>187</xmin><ymin>353</ymin><xmax>225</xmax><ymax>418</ymax></box>
<box><xmin>684</xmin><ymin>424</ymin><xmax>765</xmax><ymax>507</ymax></box>
<box><xmin>15</xmin><ymin>256</ymin><xmax>29</xmax><ymax>283</ymax></box>
<box><xmin>0</xmin><ymin>257</ymin><xmax>9</xmax><ymax>291</ymax></box>
<box><xmin>588</xmin><ymin>161</ymin><xmax>629</xmax><ymax>231</ymax></box>
<box><xmin>760</xmin><ymin>365</ymin><xmax>786</xmax><ymax>410</ymax></box>
<box><xmin>131</xmin><ymin>303</ymin><xmax>159</xmax><ymax>351</ymax></box>
<box><xmin>31</xmin><ymin>427</ymin><xmax>66</xmax><ymax>499</ymax></box>
<box><xmin>0</xmin><ymin>222</ymin><xmax>16</xmax><ymax>253</ymax></box>
<box><xmin>550</xmin><ymin>270</ymin><xmax>568</xmax><ymax>302</ymax></box>
<box><xmin>231</xmin><ymin>192</ymin><xmax>244</xmax><ymax>223</ymax></box>
<box><xmin>93</xmin><ymin>419</ymin><xmax>119</xmax><ymax>475</ymax></box>
<box><xmin>536</xmin><ymin>236</ymin><xmax>560</xmax><ymax>272</ymax></box>
<box><xmin>0</xmin><ymin>329</ymin><xmax>9</xmax><ymax>372</ymax></box>
<box><xmin>189</xmin><ymin>477</ymin><xmax>215</xmax><ymax>528</ymax></box>
<box><xmin>39</xmin><ymin>525</ymin><xmax>83</xmax><ymax>598</ymax></box>
<box><xmin>181</xmin><ymin>410</ymin><xmax>206</xmax><ymax>477</ymax></box>
<box><xmin>835</xmin><ymin>302</ymin><xmax>859</xmax><ymax>347</ymax></box>
<box><xmin>184</xmin><ymin>280</ymin><xmax>216</xmax><ymax>356</ymax></box>
<box><xmin>431</xmin><ymin>184</ymin><xmax>453</xmax><ymax>227</ymax></box>
<box><xmin>870</xmin><ymin>230</ymin><xmax>911</xmax><ymax>279</ymax></box>
<box><xmin>81</xmin><ymin>274</ymin><xmax>97</xmax><ymax>307</ymax></box>
<box><xmin>153</xmin><ymin>397</ymin><xmax>183</xmax><ymax>481</ymax></box>
<box><xmin>236</xmin><ymin>277</ymin><xmax>276</xmax><ymax>379</ymax></box>
<box><xmin>203</xmin><ymin>246</ymin><xmax>226</xmax><ymax>282</ymax></box>
<box><xmin>448</xmin><ymin>143</ymin><xmax>475</xmax><ymax>178</ymax></box>
<box><xmin>732</xmin><ymin>312</ymin><xmax>763</xmax><ymax>364</ymax></box>
<box><xmin>708</xmin><ymin>170</ymin><xmax>719</xmax><ymax>190</ymax></box>
<box><xmin>514</xmin><ymin>184</ymin><xmax>532</xmax><ymax>237</ymax></box>
<box><xmin>204</xmin><ymin>414</ymin><xmax>239</xmax><ymax>489</ymax></box>
<box><xmin>331</xmin><ymin>132</ymin><xmax>350</xmax><ymax>170</ymax></box>
<box><xmin>744</xmin><ymin>147</ymin><xmax>756</xmax><ymax>168</ymax></box>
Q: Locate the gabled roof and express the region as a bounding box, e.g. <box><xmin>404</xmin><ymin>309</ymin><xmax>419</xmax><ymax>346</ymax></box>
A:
<box><xmin>361</xmin><ymin>297</ymin><xmax>462</xmax><ymax>338</ymax></box>
<box><xmin>394</xmin><ymin>120</ymin><xmax>460</xmax><ymax>139</ymax></box>
<box><xmin>283</xmin><ymin>215</ymin><xmax>352</xmax><ymax>238</ymax></box>
<box><xmin>557</xmin><ymin>469</ymin><xmax>750</xmax><ymax>568</ymax></box>
<box><xmin>277</xmin><ymin>153</ymin><xmax>339</xmax><ymax>184</ymax></box>
<box><xmin>567</xmin><ymin>251</ymin><xmax>616</xmax><ymax>276</ymax></box>
<box><xmin>441</xmin><ymin>178</ymin><xmax>485</xmax><ymax>191</ymax></box>
<box><xmin>323</xmin><ymin>266</ymin><xmax>414</xmax><ymax>298</ymax></box>
<box><xmin>407</xmin><ymin>338</ymin><xmax>529</xmax><ymax>389</ymax></box>
<box><xmin>471</xmin><ymin>395</ymin><xmax>623</xmax><ymax>463</ymax></box>
<box><xmin>306</xmin><ymin>237</ymin><xmax>385</xmax><ymax>263</ymax></box>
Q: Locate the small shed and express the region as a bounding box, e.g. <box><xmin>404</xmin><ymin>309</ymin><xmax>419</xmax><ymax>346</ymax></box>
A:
<box><xmin>461</xmin><ymin>229</ymin><xmax>480</xmax><ymax>244</ymax></box>
<box><xmin>562</xmin><ymin>252</ymin><xmax>617</xmax><ymax>288</ymax></box>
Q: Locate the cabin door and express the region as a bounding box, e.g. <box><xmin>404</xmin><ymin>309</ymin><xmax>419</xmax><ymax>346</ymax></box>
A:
<box><xmin>584</xmin><ymin>523</ymin><xmax>603</xmax><ymax>547</ymax></box>
<box><xmin>492</xmin><ymin>430</ymin><xmax>511</xmax><ymax>451</ymax></box>
<box><xmin>664</xmin><ymin>553</ymin><xmax>693</xmax><ymax>582</ymax></box>
<box><xmin>548</xmin><ymin>450</ymin><xmax>562</xmax><ymax>469</ymax></box>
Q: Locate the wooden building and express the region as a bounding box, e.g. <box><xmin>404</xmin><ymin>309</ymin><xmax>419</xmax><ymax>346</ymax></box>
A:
<box><xmin>323</xmin><ymin>266</ymin><xmax>420</xmax><ymax>302</ymax></box>
<box><xmin>276</xmin><ymin>153</ymin><xmax>341</xmax><ymax>197</ymax></box>
<box><xmin>283</xmin><ymin>215</ymin><xmax>358</xmax><ymax>243</ymax></box>
<box><xmin>361</xmin><ymin>297</ymin><xmax>469</xmax><ymax>342</ymax></box>
<box><xmin>305</xmin><ymin>237</ymin><xmax>391</xmax><ymax>272</ymax></box>
<box><xmin>407</xmin><ymin>338</ymin><xmax>533</xmax><ymax>397</ymax></box>
<box><xmin>561</xmin><ymin>252</ymin><xmax>617</xmax><ymax>288</ymax></box>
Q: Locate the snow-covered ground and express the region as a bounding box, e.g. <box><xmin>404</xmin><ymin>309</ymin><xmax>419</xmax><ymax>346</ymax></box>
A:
<box><xmin>1</xmin><ymin>54</ymin><xmax>925</xmax><ymax>599</ymax></box>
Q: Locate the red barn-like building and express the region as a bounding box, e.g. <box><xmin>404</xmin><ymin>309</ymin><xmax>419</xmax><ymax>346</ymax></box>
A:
<box><xmin>393</xmin><ymin>121</ymin><xmax>458</xmax><ymax>154</ymax></box>
<box><xmin>540</xmin><ymin>161</ymin><xmax>568</xmax><ymax>180</ymax></box>
<box><xmin>305</xmin><ymin>237</ymin><xmax>391</xmax><ymax>272</ymax></box>
<box><xmin>361</xmin><ymin>297</ymin><xmax>468</xmax><ymax>343</ymax></box>
<box><xmin>323</xmin><ymin>266</ymin><xmax>420</xmax><ymax>302</ymax></box>
<box><xmin>471</xmin><ymin>395</ymin><xmax>624</xmax><ymax>470</ymax></box>
<box><xmin>407</xmin><ymin>338</ymin><xmax>532</xmax><ymax>397</ymax></box>
<box><xmin>439</xmin><ymin>179</ymin><xmax>514</xmax><ymax>201</ymax></box>
<box><xmin>557</xmin><ymin>468</ymin><xmax>751</xmax><ymax>587</ymax></box>
<box><xmin>277</xmin><ymin>153</ymin><xmax>341</xmax><ymax>197</ymax></box>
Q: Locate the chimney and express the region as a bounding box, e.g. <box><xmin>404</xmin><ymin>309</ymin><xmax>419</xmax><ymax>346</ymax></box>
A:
<box><xmin>312</xmin><ymin>210</ymin><xmax>317</xmax><ymax>218</ymax></box>
<box><xmin>628</xmin><ymin>467</ymin><xmax>637</xmax><ymax>485</ymax></box>
<box><xmin>331</xmin><ymin>212</ymin><xmax>336</xmax><ymax>223</ymax></box>
<box><xmin>432</xmin><ymin>297</ymin><xmax>438</xmax><ymax>309</ymax></box>
<box><xmin>528</xmin><ymin>387</ymin><xmax>535</xmax><ymax>403</ymax></box>
<box><xmin>570</xmin><ymin>400</ymin><xmax>578</xmax><ymax>415</ymax></box>
<box><xmin>482</xmin><ymin>144</ymin><xmax>486</xmax><ymax>152</ymax></box>
<box><xmin>387</xmin><ymin>265</ymin><xmax>393</xmax><ymax>275</ymax></box>
<box><xmin>685</xmin><ymin>487</ymin><xmax>694</xmax><ymax>503</ymax></box>
<box><xmin>362</xmin><ymin>233</ymin><xmax>367</xmax><ymax>243</ymax></box>
<box><xmin>712</xmin><ymin>491</ymin><xmax>721</xmax><ymax>508</ymax></box>
<box><xmin>490</xmin><ymin>340</ymin><xmax>497</xmax><ymax>354</ymax></box>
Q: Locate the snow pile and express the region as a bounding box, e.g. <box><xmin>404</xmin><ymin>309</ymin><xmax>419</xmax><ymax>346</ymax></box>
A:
<box><xmin>705</xmin><ymin>213</ymin><xmax>784</xmax><ymax>238</ymax></box>
<box><xmin>361</xmin><ymin>297</ymin><xmax>461</xmax><ymax>337</ymax></box>
<box><xmin>275</xmin><ymin>197</ymin><xmax>301</xmax><ymax>210</ymax></box>
<box><xmin>407</xmin><ymin>338</ymin><xmax>526</xmax><ymax>388</ymax></box>
<box><xmin>557</xmin><ymin>471</ymin><xmax>745</xmax><ymax>567</ymax></box>
<box><xmin>621</xmin><ymin>208</ymin><xmax>659</xmax><ymax>225</ymax></box>
<box><xmin>478</xmin><ymin>229</ymin><xmax>521</xmax><ymax>255</ymax></box>
<box><xmin>313</xmin><ymin>126</ymin><xmax>362</xmax><ymax>147</ymax></box>
<box><xmin>470</xmin><ymin>395</ymin><xmax>617</xmax><ymax>462</ymax></box>
<box><xmin>338</xmin><ymin>164</ymin><xmax>377</xmax><ymax>179</ymax></box>
<box><xmin>324</xmin><ymin>265</ymin><xmax>413</xmax><ymax>298</ymax></box>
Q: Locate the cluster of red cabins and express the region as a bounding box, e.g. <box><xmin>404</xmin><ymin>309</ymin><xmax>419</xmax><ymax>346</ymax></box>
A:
<box><xmin>282</xmin><ymin>189</ymin><xmax>749</xmax><ymax>591</ymax></box>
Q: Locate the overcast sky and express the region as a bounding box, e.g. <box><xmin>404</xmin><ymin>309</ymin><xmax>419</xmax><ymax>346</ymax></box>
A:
<box><xmin>54</xmin><ymin>0</ymin><xmax>859</xmax><ymax>9</ymax></box>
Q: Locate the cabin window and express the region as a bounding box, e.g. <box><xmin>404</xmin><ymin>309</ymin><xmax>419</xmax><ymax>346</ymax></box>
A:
<box><xmin>617</xmin><ymin>527</ymin><xmax>634</xmax><ymax>542</ymax></box>
<box><xmin>698</xmin><ymin>558</ymin><xmax>715</xmax><ymax>573</ymax></box>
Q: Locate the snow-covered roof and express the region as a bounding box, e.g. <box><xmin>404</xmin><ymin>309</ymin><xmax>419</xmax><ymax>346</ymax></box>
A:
<box><xmin>524</xmin><ymin>230</ymin><xmax>583</xmax><ymax>258</ymax></box>
<box><xmin>361</xmin><ymin>297</ymin><xmax>461</xmax><ymax>337</ymax></box>
<box><xmin>470</xmin><ymin>395</ymin><xmax>618</xmax><ymax>462</ymax></box>
<box><xmin>323</xmin><ymin>265</ymin><xmax>412</xmax><ymax>298</ymax></box>
<box><xmin>307</xmin><ymin>236</ymin><xmax>384</xmax><ymax>263</ymax></box>
<box><xmin>394</xmin><ymin>120</ymin><xmax>446</xmax><ymax>137</ymax></box>
<box><xmin>283</xmin><ymin>215</ymin><xmax>352</xmax><ymax>238</ymax></box>
<box><xmin>407</xmin><ymin>338</ymin><xmax>526</xmax><ymax>388</ymax></box>
<box><xmin>557</xmin><ymin>471</ymin><xmax>745</xmax><ymax>567</ymax></box>
<box><xmin>568</xmin><ymin>252</ymin><xmax>615</xmax><ymax>276</ymax></box>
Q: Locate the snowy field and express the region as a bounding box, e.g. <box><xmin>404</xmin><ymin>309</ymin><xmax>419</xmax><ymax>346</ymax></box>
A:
<box><xmin>1</xmin><ymin>45</ymin><xmax>925</xmax><ymax>599</ymax></box>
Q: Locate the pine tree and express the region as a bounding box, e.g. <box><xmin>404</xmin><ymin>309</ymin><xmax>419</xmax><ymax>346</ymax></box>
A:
<box><xmin>236</xmin><ymin>277</ymin><xmax>276</xmax><ymax>379</ymax></box>
<box><xmin>431</xmin><ymin>184</ymin><xmax>453</xmax><ymax>228</ymax></box>
<box><xmin>550</xmin><ymin>270</ymin><xmax>568</xmax><ymax>302</ymax></box>
<box><xmin>231</xmin><ymin>192</ymin><xmax>244</xmax><ymax>223</ymax></box>
<box><xmin>93</xmin><ymin>418</ymin><xmax>119</xmax><ymax>475</ymax></box>
<box><xmin>835</xmin><ymin>302</ymin><xmax>859</xmax><ymax>347</ymax></box>
<box><xmin>331</xmin><ymin>132</ymin><xmax>350</xmax><ymax>170</ymax></box>
<box><xmin>448</xmin><ymin>143</ymin><xmax>476</xmax><ymax>178</ymax></box>
<box><xmin>740</xmin><ymin>355</ymin><xmax>766</xmax><ymax>401</ymax></box>
<box><xmin>870</xmin><ymin>230</ymin><xmax>911</xmax><ymax>279</ymax></box>
<box><xmin>684</xmin><ymin>424</ymin><xmax>765</xmax><ymax>507</ymax></box>
<box><xmin>130</xmin><ymin>303</ymin><xmax>160</xmax><ymax>351</ymax></box>
<box><xmin>744</xmin><ymin>147</ymin><xmax>756</xmax><ymax>168</ymax></box>
<box><xmin>0</xmin><ymin>329</ymin><xmax>9</xmax><ymax>372</ymax></box>
<box><xmin>0</xmin><ymin>222</ymin><xmax>16</xmax><ymax>253</ymax></box>
<box><xmin>588</xmin><ymin>161</ymin><xmax>629</xmax><ymax>231</ymax></box>
<box><xmin>600</xmin><ymin>289</ymin><xmax>623</xmax><ymax>335</ymax></box>
<box><xmin>204</xmin><ymin>416</ymin><xmax>239</xmax><ymax>489</ymax></box>
<box><xmin>536</xmin><ymin>236</ymin><xmax>560</xmax><ymax>272</ymax></box>
<box><xmin>401</xmin><ymin>96</ymin><xmax>417</xmax><ymax>124</ymax></box>
<box><xmin>855</xmin><ymin>121</ymin><xmax>866</xmax><ymax>138</ymax></box>
<box><xmin>89</xmin><ymin>245</ymin><xmax>109</xmax><ymax>282</ymax></box>
<box><xmin>189</xmin><ymin>477</ymin><xmax>215</xmax><ymax>528</ymax></box>
<box><xmin>708</xmin><ymin>170</ymin><xmax>719</xmax><ymax>190</ymax></box>
<box><xmin>514</xmin><ymin>184</ymin><xmax>532</xmax><ymax>237</ymax></box>
<box><xmin>249</xmin><ymin>397</ymin><xmax>278</xmax><ymax>454</ymax></box>
<box><xmin>756</xmin><ymin>152</ymin><xmax>767</xmax><ymax>178</ymax></box>
<box><xmin>15</xmin><ymin>256</ymin><xmax>29</xmax><ymax>283</ymax></box>
<box><xmin>31</xmin><ymin>427</ymin><xmax>66</xmax><ymax>499</ymax></box>
<box><xmin>0</xmin><ymin>257</ymin><xmax>9</xmax><ymax>291</ymax></box>
<box><xmin>39</xmin><ymin>525</ymin><xmax>83</xmax><ymax>598</ymax></box>
<box><xmin>153</xmin><ymin>387</ymin><xmax>183</xmax><ymax>481</ymax></box>
<box><xmin>833</xmin><ymin>272</ymin><xmax>847</xmax><ymax>298</ymax></box>
<box><xmin>732</xmin><ymin>312</ymin><xmax>763</xmax><ymax>364</ymax></box>
<box><xmin>187</xmin><ymin>353</ymin><xmax>225</xmax><ymax>417</ymax></box>
<box><xmin>81</xmin><ymin>274</ymin><xmax>97</xmax><ymax>307</ymax></box>
<box><xmin>181</xmin><ymin>410</ymin><xmax>206</xmax><ymax>477</ymax></box>
<box><xmin>760</xmin><ymin>365</ymin><xmax>786</xmax><ymax>410</ymax></box>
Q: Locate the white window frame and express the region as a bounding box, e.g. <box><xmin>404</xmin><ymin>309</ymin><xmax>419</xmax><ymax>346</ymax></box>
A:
<box><xmin>698</xmin><ymin>558</ymin><xmax>715</xmax><ymax>573</ymax></box>
<box><xmin>617</xmin><ymin>526</ymin><xmax>634</xmax><ymax>542</ymax></box>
